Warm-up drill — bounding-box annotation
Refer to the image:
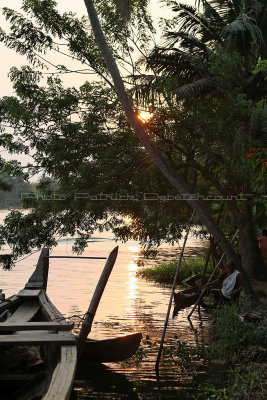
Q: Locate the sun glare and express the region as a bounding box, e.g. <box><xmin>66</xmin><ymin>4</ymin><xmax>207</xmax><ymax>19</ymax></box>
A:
<box><xmin>138</xmin><ymin>111</ymin><xmax>152</xmax><ymax>123</ymax></box>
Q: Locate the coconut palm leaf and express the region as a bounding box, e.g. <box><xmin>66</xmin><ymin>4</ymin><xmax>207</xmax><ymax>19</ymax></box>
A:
<box><xmin>170</xmin><ymin>2</ymin><xmax>222</xmax><ymax>42</ymax></box>
<box><xmin>173</xmin><ymin>78</ymin><xmax>214</xmax><ymax>98</ymax></box>
<box><xmin>165</xmin><ymin>31</ymin><xmax>213</xmax><ymax>56</ymax></box>
<box><xmin>222</xmin><ymin>12</ymin><xmax>264</xmax><ymax>49</ymax></box>
<box><xmin>201</xmin><ymin>0</ymin><xmax>226</xmax><ymax>26</ymax></box>
<box><xmin>147</xmin><ymin>47</ymin><xmax>207</xmax><ymax>82</ymax></box>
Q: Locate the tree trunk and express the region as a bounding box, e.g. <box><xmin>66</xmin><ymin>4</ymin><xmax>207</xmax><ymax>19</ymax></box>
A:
<box><xmin>238</xmin><ymin>200</ymin><xmax>267</xmax><ymax>282</ymax></box>
<box><xmin>83</xmin><ymin>0</ymin><xmax>238</xmax><ymax>264</ymax></box>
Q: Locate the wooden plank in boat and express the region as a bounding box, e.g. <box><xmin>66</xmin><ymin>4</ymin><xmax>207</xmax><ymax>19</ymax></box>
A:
<box><xmin>0</xmin><ymin>321</ymin><xmax>74</xmax><ymax>332</ymax></box>
<box><xmin>43</xmin><ymin>345</ymin><xmax>77</xmax><ymax>400</ymax></box>
<box><xmin>7</xmin><ymin>301</ymin><xmax>40</xmax><ymax>323</ymax></box>
<box><xmin>0</xmin><ymin>332</ymin><xmax>76</xmax><ymax>345</ymax></box>
<box><xmin>18</xmin><ymin>289</ymin><xmax>41</xmax><ymax>297</ymax></box>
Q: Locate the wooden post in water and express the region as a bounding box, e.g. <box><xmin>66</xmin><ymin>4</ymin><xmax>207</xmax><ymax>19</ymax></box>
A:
<box><xmin>77</xmin><ymin>246</ymin><xmax>119</xmax><ymax>357</ymax></box>
<box><xmin>155</xmin><ymin>212</ymin><xmax>195</xmax><ymax>372</ymax></box>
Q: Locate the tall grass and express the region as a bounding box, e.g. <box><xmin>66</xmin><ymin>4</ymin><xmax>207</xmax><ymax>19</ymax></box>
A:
<box><xmin>137</xmin><ymin>258</ymin><xmax>213</xmax><ymax>285</ymax></box>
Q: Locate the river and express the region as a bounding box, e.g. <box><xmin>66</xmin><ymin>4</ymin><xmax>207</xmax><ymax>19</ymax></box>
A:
<box><xmin>0</xmin><ymin>210</ymin><xmax>213</xmax><ymax>399</ymax></box>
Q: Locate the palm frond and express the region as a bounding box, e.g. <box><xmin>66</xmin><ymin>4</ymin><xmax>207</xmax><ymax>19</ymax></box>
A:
<box><xmin>127</xmin><ymin>74</ymin><xmax>167</xmax><ymax>108</ymax></box>
<box><xmin>146</xmin><ymin>47</ymin><xmax>207</xmax><ymax>81</ymax></box>
<box><xmin>201</xmin><ymin>0</ymin><xmax>226</xmax><ymax>30</ymax></box>
<box><xmin>170</xmin><ymin>2</ymin><xmax>222</xmax><ymax>42</ymax></box>
<box><xmin>222</xmin><ymin>13</ymin><xmax>264</xmax><ymax>48</ymax></box>
<box><xmin>165</xmin><ymin>31</ymin><xmax>213</xmax><ymax>56</ymax></box>
<box><xmin>173</xmin><ymin>78</ymin><xmax>213</xmax><ymax>98</ymax></box>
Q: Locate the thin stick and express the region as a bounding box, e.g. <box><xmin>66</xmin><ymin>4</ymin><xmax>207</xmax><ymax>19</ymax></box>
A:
<box><xmin>155</xmin><ymin>212</ymin><xmax>195</xmax><ymax>371</ymax></box>
<box><xmin>77</xmin><ymin>246</ymin><xmax>118</xmax><ymax>357</ymax></box>
<box><xmin>187</xmin><ymin>229</ymin><xmax>239</xmax><ymax>320</ymax></box>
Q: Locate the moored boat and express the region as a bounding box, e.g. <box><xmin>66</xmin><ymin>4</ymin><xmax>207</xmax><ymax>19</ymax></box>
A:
<box><xmin>0</xmin><ymin>248</ymin><xmax>142</xmax><ymax>399</ymax></box>
<box><xmin>0</xmin><ymin>248</ymin><xmax>77</xmax><ymax>400</ymax></box>
<box><xmin>83</xmin><ymin>332</ymin><xmax>142</xmax><ymax>363</ymax></box>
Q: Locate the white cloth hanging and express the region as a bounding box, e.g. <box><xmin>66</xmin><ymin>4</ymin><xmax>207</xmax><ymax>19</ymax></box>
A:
<box><xmin>221</xmin><ymin>269</ymin><xmax>240</xmax><ymax>299</ymax></box>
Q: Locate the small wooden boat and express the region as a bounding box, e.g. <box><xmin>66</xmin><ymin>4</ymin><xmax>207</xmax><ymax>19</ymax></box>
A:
<box><xmin>0</xmin><ymin>248</ymin><xmax>77</xmax><ymax>400</ymax></box>
<box><xmin>83</xmin><ymin>333</ymin><xmax>142</xmax><ymax>363</ymax></box>
<box><xmin>0</xmin><ymin>248</ymin><xmax>142</xmax><ymax>399</ymax></box>
<box><xmin>173</xmin><ymin>285</ymin><xmax>209</xmax><ymax>316</ymax></box>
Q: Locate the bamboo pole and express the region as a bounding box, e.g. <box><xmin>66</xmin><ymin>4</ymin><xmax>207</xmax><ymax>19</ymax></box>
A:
<box><xmin>187</xmin><ymin>229</ymin><xmax>239</xmax><ymax>320</ymax></box>
<box><xmin>77</xmin><ymin>246</ymin><xmax>118</xmax><ymax>357</ymax></box>
<box><xmin>45</xmin><ymin>256</ymin><xmax>106</xmax><ymax>259</ymax></box>
<box><xmin>155</xmin><ymin>212</ymin><xmax>195</xmax><ymax>371</ymax></box>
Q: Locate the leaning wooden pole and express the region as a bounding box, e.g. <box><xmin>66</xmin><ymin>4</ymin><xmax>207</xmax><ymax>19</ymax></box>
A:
<box><xmin>155</xmin><ymin>212</ymin><xmax>195</xmax><ymax>372</ymax></box>
<box><xmin>187</xmin><ymin>229</ymin><xmax>239</xmax><ymax>320</ymax></box>
<box><xmin>77</xmin><ymin>246</ymin><xmax>119</xmax><ymax>357</ymax></box>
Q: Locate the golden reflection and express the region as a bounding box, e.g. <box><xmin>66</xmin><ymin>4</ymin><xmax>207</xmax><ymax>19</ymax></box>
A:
<box><xmin>125</xmin><ymin>251</ymin><xmax>139</xmax><ymax>318</ymax></box>
<box><xmin>128</xmin><ymin>245</ymin><xmax>140</xmax><ymax>254</ymax></box>
<box><xmin>126</xmin><ymin>274</ymin><xmax>138</xmax><ymax>300</ymax></box>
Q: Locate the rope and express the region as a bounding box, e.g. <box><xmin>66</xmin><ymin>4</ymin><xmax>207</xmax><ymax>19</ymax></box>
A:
<box><xmin>53</xmin><ymin>311</ymin><xmax>93</xmax><ymax>329</ymax></box>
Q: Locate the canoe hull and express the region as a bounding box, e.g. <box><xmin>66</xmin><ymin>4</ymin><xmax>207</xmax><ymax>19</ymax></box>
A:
<box><xmin>82</xmin><ymin>333</ymin><xmax>142</xmax><ymax>362</ymax></box>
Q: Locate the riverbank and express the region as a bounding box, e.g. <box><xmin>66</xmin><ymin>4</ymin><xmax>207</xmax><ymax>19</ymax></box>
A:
<box><xmin>137</xmin><ymin>258</ymin><xmax>267</xmax><ymax>399</ymax></box>
<box><xmin>196</xmin><ymin>301</ymin><xmax>267</xmax><ymax>400</ymax></box>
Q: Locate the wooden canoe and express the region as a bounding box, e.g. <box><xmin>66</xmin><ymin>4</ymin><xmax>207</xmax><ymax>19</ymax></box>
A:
<box><xmin>0</xmin><ymin>248</ymin><xmax>142</xmax><ymax>399</ymax></box>
<box><xmin>0</xmin><ymin>249</ymin><xmax>77</xmax><ymax>400</ymax></box>
<box><xmin>82</xmin><ymin>332</ymin><xmax>142</xmax><ymax>363</ymax></box>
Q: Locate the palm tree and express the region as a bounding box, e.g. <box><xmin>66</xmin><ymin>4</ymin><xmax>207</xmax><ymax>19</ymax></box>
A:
<box><xmin>83</xmin><ymin>0</ymin><xmax>267</xmax><ymax>285</ymax></box>
<box><xmin>146</xmin><ymin>0</ymin><xmax>267</xmax><ymax>280</ymax></box>
<box><xmin>148</xmin><ymin>0</ymin><xmax>267</xmax><ymax>102</ymax></box>
<box><xmin>82</xmin><ymin>0</ymin><xmax>261</xmax><ymax>281</ymax></box>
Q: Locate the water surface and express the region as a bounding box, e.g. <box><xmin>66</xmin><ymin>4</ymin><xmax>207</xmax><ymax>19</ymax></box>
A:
<box><xmin>0</xmin><ymin>210</ymin><xmax>212</xmax><ymax>399</ymax></box>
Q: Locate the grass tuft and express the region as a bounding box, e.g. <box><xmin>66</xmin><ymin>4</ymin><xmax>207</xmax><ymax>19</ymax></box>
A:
<box><xmin>137</xmin><ymin>258</ymin><xmax>213</xmax><ymax>285</ymax></box>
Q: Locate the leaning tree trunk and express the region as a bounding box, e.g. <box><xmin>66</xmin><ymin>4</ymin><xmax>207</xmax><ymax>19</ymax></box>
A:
<box><xmin>83</xmin><ymin>0</ymin><xmax>238</xmax><ymax>263</ymax></box>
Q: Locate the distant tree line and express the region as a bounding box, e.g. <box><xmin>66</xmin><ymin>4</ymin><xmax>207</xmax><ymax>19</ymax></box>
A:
<box><xmin>0</xmin><ymin>177</ymin><xmax>35</xmax><ymax>209</ymax></box>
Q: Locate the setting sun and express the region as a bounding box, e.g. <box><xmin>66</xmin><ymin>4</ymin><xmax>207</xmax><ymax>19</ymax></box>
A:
<box><xmin>138</xmin><ymin>110</ymin><xmax>152</xmax><ymax>123</ymax></box>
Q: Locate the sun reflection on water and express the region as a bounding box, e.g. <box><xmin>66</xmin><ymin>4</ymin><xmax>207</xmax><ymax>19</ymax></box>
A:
<box><xmin>125</xmin><ymin>245</ymin><xmax>140</xmax><ymax>319</ymax></box>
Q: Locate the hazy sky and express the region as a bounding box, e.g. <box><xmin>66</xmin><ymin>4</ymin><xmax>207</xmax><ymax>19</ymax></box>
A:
<box><xmin>0</xmin><ymin>0</ymin><xmax>194</xmax><ymax>174</ymax></box>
